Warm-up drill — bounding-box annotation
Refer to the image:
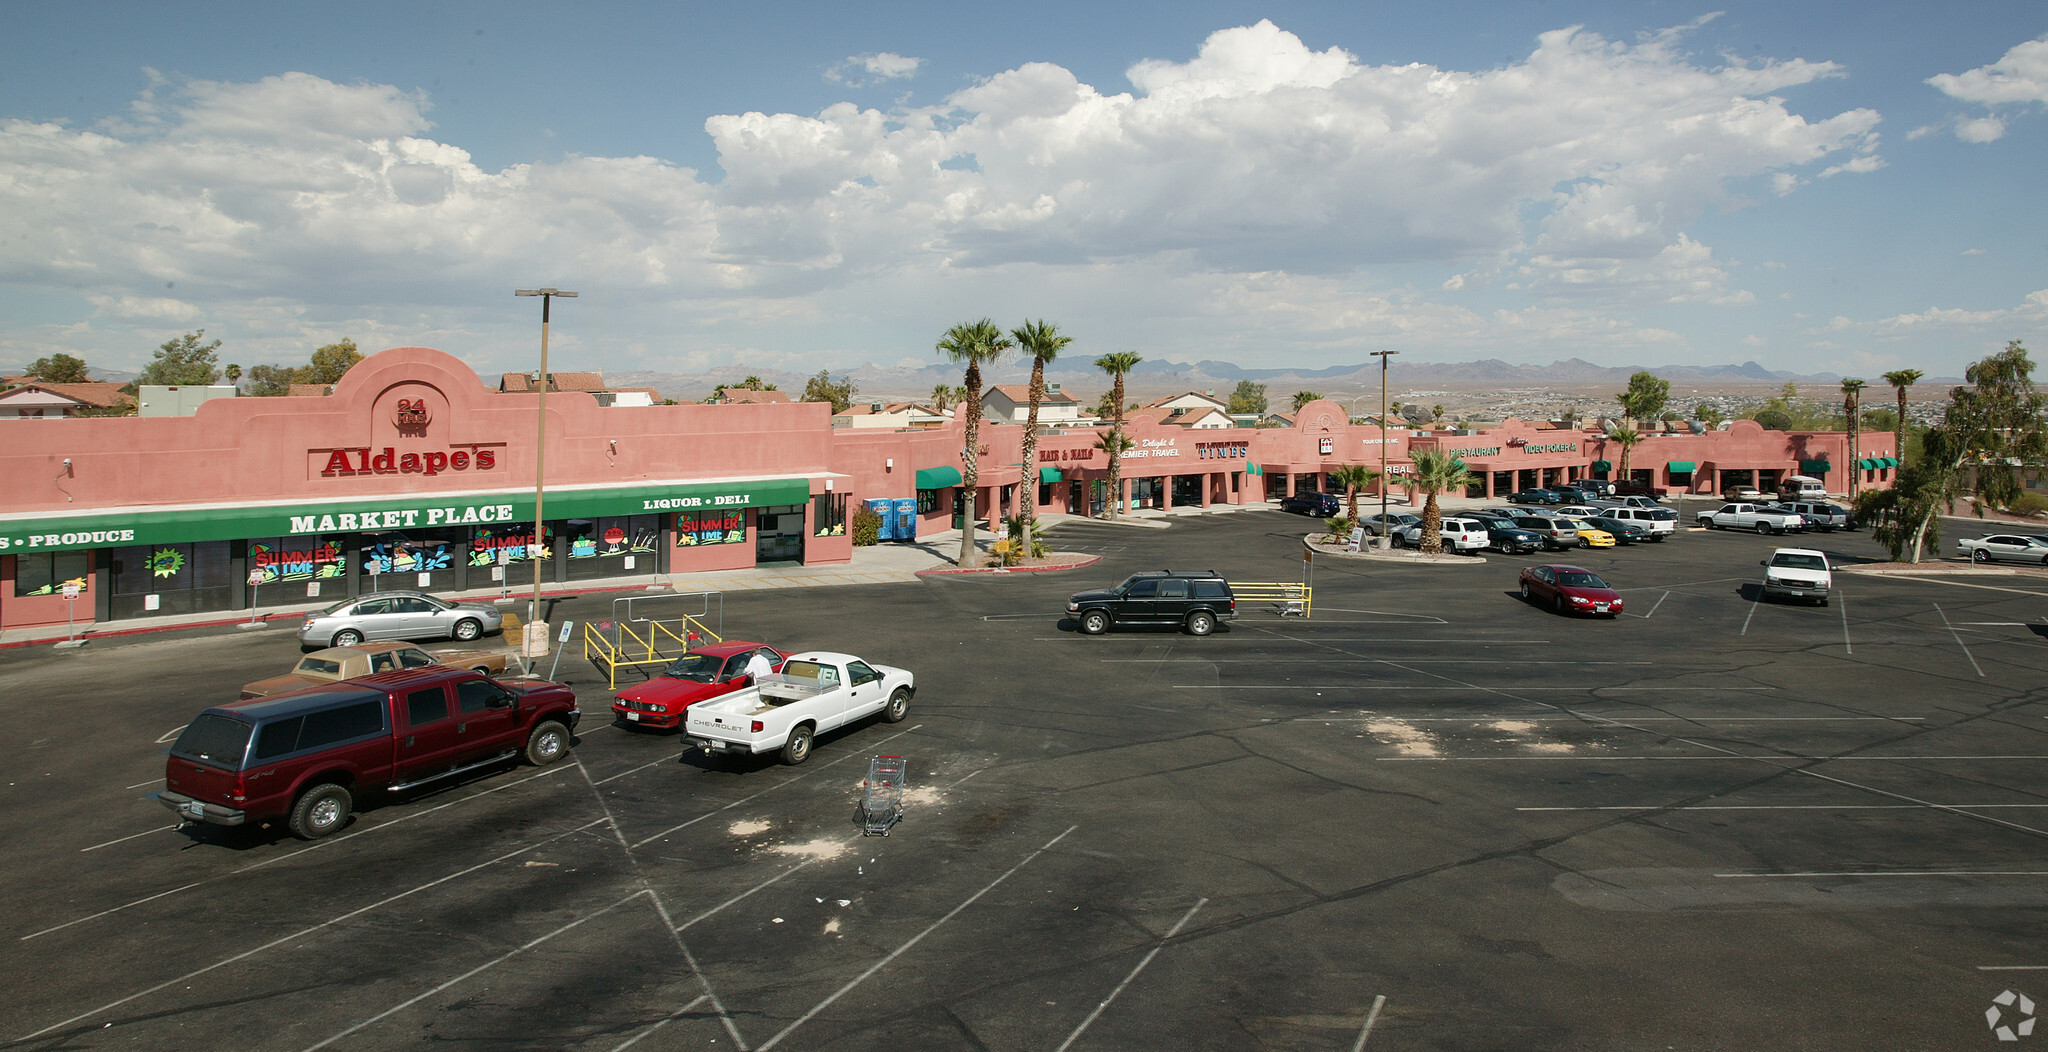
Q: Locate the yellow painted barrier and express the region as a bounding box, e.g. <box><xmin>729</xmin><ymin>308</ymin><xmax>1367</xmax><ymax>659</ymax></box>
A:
<box><xmin>583</xmin><ymin>614</ymin><xmax>722</xmax><ymax>689</ymax></box>
<box><xmin>1232</xmin><ymin>582</ymin><xmax>1313</xmax><ymax>618</ymax></box>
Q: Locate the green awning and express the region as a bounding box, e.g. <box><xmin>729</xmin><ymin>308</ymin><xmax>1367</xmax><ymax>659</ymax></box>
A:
<box><xmin>1856</xmin><ymin>458</ymin><xmax>1875</xmax><ymax>470</ymax></box>
<box><xmin>1246</xmin><ymin>464</ymin><xmax>1262</xmax><ymax>476</ymax></box>
<box><xmin>0</xmin><ymin>477</ymin><xmax>815</xmax><ymax>555</ymax></box>
<box><xmin>915</xmin><ymin>466</ymin><xmax>962</xmax><ymax>489</ymax></box>
<box><xmin>1038</xmin><ymin>466</ymin><xmax>1062</xmax><ymax>484</ymax></box>
<box><xmin>1882</xmin><ymin>456</ymin><xmax>1899</xmax><ymax>468</ymax></box>
<box><xmin>1799</xmin><ymin>459</ymin><xmax>1831</xmax><ymax>474</ymax></box>
<box><xmin>1666</xmin><ymin>461</ymin><xmax>1695</xmax><ymax>473</ymax></box>
<box><xmin>1591</xmin><ymin>460</ymin><xmax>1612</xmax><ymax>471</ymax></box>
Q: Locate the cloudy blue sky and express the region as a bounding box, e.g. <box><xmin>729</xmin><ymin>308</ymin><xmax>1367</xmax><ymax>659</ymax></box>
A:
<box><xmin>3</xmin><ymin>1</ymin><xmax>2044</xmax><ymax>380</ymax></box>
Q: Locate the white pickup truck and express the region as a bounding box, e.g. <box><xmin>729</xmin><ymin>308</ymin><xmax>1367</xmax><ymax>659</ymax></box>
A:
<box><xmin>684</xmin><ymin>651</ymin><xmax>914</xmax><ymax>765</ymax></box>
<box><xmin>1696</xmin><ymin>502</ymin><xmax>1806</xmax><ymax>535</ymax></box>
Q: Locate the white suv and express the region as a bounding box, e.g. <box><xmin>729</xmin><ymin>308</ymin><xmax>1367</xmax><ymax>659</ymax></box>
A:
<box><xmin>1761</xmin><ymin>548</ymin><xmax>1832</xmax><ymax>605</ymax></box>
<box><xmin>1600</xmin><ymin>505</ymin><xmax>1680</xmax><ymax>537</ymax></box>
<box><xmin>1393</xmin><ymin>517</ymin><xmax>1490</xmax><ymax>553</ymax></box>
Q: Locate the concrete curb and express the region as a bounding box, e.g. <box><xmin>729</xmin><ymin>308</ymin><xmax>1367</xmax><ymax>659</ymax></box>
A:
<box><xmin>917</xmin><ymin>554</ymin><xmax>1103</xmax><ymax>577</ymax></box>
<box><xmin>1302</xmin><ymin>535</ymin><xmax>1489</xmax><ymax>565</ymax></box>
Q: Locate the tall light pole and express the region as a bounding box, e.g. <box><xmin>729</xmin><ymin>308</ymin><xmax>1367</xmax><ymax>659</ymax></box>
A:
<box><xmin>515</xmin><ymin>288</ymin><xmax>576</xmax><ymax>660</ymax></box>
<box><xmin>1371</xmin><ymin>350</ymin><xmax>1397</xmax><ymax>549</ymax></box>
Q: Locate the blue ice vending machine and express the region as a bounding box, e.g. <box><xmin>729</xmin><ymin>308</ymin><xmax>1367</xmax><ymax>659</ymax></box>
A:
<box><xmin>892</xmin><ymin>498</ymin><xmax>917</xmax><ymax>542</ymax></box>
<box><xmin>865</xmin><ymin>498</ymin><xmax>897</xmax><ymax>541</ymax></box>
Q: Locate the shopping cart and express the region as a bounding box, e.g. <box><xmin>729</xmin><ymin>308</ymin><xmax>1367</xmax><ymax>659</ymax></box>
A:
<box><xmin>860</xmin><ymin>755</ymin><xmax>907</xmax><ymax>836</ymax></box>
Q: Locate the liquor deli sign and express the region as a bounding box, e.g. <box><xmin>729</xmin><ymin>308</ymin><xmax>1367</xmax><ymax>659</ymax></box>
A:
<box><xmin>0</xmin><ymin>477</ymin><xmax>811</xmax><ymax>554</ymax></box>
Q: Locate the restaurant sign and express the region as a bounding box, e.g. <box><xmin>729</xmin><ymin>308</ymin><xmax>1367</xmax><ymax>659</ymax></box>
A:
<box><xmin>0</xmin><ymin>477</ymin><xmax>811</xmax><ymax>554</ymax></box>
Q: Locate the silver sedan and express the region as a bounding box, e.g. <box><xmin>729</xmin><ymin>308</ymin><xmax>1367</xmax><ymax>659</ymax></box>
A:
<box><xmin>297</xmin><ymin>590</ymin><xmax>506</xmax><ymax>648</ymax></box>
<box><xmin>1956</xmin><ymin>534</ymin><xmax>2048</xmax><ymax>566</ymax></box>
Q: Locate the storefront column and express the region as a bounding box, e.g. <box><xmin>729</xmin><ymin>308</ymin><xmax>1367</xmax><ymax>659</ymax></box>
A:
<box><xmin>1162</xmin><ymin>479</ymin><xmax>1175</xmax><ymax>511</ymax></box>
<box><xmin>1201</xmin><ymin>474</ymin><xmax>1213</xmax><ymax>508</ymax></box>
<box><xmin>1119</xmin><ymin>477</ymin><xmax>1132</xmax><ymax>514</ymax></box>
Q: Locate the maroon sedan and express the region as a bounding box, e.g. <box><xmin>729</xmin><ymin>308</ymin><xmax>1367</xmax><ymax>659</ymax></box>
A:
<box><xmin>612</xmin><ymin>641</ymin><xmax>785</xmax><ymax>729</ymax></box>
<box><xmin>1519</xmin><ymin>564</ymin><xmax>1623</xmax><ymax>618</ymax></box>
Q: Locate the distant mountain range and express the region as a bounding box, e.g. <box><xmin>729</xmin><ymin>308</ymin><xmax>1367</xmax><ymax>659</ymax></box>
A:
<box><xmin>607</xmin><ymin>357</ymin><xmax>1952</xmax><ymax>404</ymax></box>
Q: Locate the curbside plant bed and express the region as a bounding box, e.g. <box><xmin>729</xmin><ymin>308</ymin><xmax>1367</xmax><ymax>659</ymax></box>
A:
<box><xmin>1302</xmin><ymin>535</ymin><xmax>1487</xmax><ymax>565</ymax></box>
<box><xmin>919</xmin><ymin>552</ymin><xmax>1103</xmax><ymax>577</ymax></box>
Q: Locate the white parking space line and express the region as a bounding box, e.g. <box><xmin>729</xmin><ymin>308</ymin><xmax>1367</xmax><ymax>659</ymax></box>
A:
<box><xmin>1053</xmin><ymin>897</ymin><xmax>1207</xmax><ymax>1052</ymax></box>
<box><xmin>1838</xmin><ymin>591</ymin><xmax>1852</xmax><ymax>655</ymax></box>
<box><xmin>80</xmin><ymin>824</ymin><xmax>180</xmax><ymax>852</ymax></box>
<box><xmin>1980</xmin><ymin>965</ymin><xmax>2048</xmax><ymax>971</ymax></box>
<box><xmin>1852</xmin><ymin>575</ymin><xmax>2048</xmax><ymax>599</ymax></box>
<box><xmin>1104</xmin><ymin>659</ymin><xmax>1654</xmax><ymax>666</ymax></box>
<box><xmin>1352</xmin><ymin>994</ymin><xmax>1389</xmax><ymax>1052</ymax></box>
<box><xmin>756</xmin><ymin>825</ymin><xmax>1078</xmax><ymax>1051</ymax></box>
<box><xmin>16</xmin><ymin>817</ymin><xmax>612</xmax><ymax>1040</ymax></box>
<box><xmin>1739</xmin><ymin>590</ymin><xmax>1762</xmax><ymax>635</ymax></box>
<box><xmin>1186</xmin><ymin>685</ymin><xmax>1781</xmax><ymax>691</ymax></box>
<box><xmin>27</xmin><ymin>762</ymin><xmax>587</xmax><ymax>943</ymax></box>
<box><xmin>629</xmin><ymin>725</ymin><xmax>922</xmax><ymax>850</ymax></box>
<box><xmin>1935</xmin><ymin>603</ymin><xmax>1987</xmax><ymax>677</ymax></box>
<box><xmin>124</xmin><ymin>778</ymin><xmax>164</xmax><ymax>790</ymax></box>
<box><xmin>1629</xmin><ymin>591</ymin><xmax>1672</xmax><ymax>619</ymax></box>
<box><xmin>1519</xmin><ymin>804</ymin><xmax>2048</xmax><ymax>811</ymax></box>
<box><xmin>608</xmin><ymin>993</ymin><xmax>711</xmax><ymax>1052</ymax></box>
<box><xmin>1300</xmin><ymin>716</ymin><xmax>1922</xmax><ymax>724</ymax></box>
<box><xmin>1384</xmin><ymin>755</ymin><xmax>2048</xmax><ymax>762</ymax></box>
<box><xmin>301</xmin><ymin>888</ymin><xmax>650</xmax><ymax>1052</ymax></box>
<box><xmin>1719</xmin><ymin>870</ymin><xmax>2048</xmax><ymax>879</ymax></box>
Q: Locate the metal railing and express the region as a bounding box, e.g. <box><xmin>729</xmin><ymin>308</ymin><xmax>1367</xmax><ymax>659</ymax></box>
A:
<box><xmin>1233</xmin><ymin>582</ymin><xmax>1313</xmax><ymax>618</ymax></box>
<box><xmin>582</xmin><ymin>592</ymin><xmax>725</xmax><ymax>689</ymax></box>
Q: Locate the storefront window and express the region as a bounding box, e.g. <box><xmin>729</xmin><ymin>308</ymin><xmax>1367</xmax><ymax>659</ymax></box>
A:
<box><xmin>248</xmin><ymin>537</ymin><xmax>346</xmax><ymax>584</ymax></box>
<box><xmin>469</xmin><ymin>524</ymin><xmax>554</xmax><ymax>566</ymax></box>
<box><xmin>108</xmin><ymin>541</ymin><xmax>232</xmax><ymax>618</ymax></box>
<box><xmin>567</xmin><ymin>516</ymin><xmax>662</xmax><ymax>580</ymax></box>
<box><xmin>676</xmin><ymin>510</ymin><xmax>745</xmax><ymax>546</ymax></box>
<box><xmin>14</xmin><ymin>551</ymin><xmax>89</xmax><ymax>597</ymax></box>
<box><xmin>916</xmin><ymin>489</ymin><xmax>940</xmax><ymax>514</ymax></box>
<box><xmin>812</xmin><ymin>494</ymin><xmax>846</xmax><ymax>537</ymax></box>
<box><xmin>361</xmin><ymin>533</ymin><xmax>456</xmax><ymax>575</ymax></box>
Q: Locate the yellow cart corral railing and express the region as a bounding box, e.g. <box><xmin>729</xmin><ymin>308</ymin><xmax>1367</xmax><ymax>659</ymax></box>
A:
<box><xmin>582</xmin><ymin>592</ymin><xmax>726</xmax><ymax>689</ymax></box>
<box><xmin>1231</xmin><ymin>582</ymin><xmax>1313</xmax><ymax>618</ymax></box>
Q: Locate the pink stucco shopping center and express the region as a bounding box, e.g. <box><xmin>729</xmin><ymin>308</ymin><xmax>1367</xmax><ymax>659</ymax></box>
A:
<box><xmin>0</xmin><ymin>347</ymin><xmax>1895</xmax><ymax>632</ymax></box>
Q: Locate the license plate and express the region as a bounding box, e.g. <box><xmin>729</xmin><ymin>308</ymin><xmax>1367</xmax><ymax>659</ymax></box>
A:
<box><xmin>182</xmin><ymin>801</ymin><xmax>205</xmax><ymax>818</ymax></box>
<box><xmin>626</xmin><ymin>712</ymin><xmax>640</xmax><ymax>722</ymax></box>
<box><xmin>704</xmin><ymin>740</ymin><xmax>723</xmax><ymax>751</ymax></box>
<box><xmin>1594</xmin><ymin>603</ymin><xmax>1610</xmax><ymax>612</ymax></box>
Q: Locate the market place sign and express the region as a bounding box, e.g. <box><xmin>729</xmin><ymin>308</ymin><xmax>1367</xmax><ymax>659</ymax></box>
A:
<box><xmin>0</xmin><ymin>477</ymin><xmax>811</xmax><ymax>554</ymax></box>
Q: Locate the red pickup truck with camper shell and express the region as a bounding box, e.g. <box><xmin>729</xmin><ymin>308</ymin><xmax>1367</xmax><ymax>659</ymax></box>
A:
<box><xmin>155</xmin><ymin>666</ymin><xmax>579</xmax><ymax>839</ymax></box>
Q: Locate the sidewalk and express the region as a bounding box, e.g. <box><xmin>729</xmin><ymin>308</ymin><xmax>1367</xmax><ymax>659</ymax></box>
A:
<box><xmin>0</xmin><ymin>504</ymin><xmax>1268</xmax><ymax>650</ymax></box>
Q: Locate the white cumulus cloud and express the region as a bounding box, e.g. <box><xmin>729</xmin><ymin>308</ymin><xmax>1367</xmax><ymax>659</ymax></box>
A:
<box><xmin>1927</xmin><ymin>34</ymin><xmax>2048</xmax><ymax>142</ymax></box>
<box><xmin>825</xmin><ymin>52</ymin><xmax>923</xmax><ymax>86</ymax></box>
<box><xmin>0</xmin><ymin>21</ymin><xmax>1892</xmax><ymax>372</ymax></box>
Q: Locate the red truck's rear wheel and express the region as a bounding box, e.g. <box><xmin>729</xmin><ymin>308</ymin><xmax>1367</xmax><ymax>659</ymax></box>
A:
<box><xmin>289</xmin><ymin>783</ymin><xmax>352</xmax><ymax>840</ymax></box>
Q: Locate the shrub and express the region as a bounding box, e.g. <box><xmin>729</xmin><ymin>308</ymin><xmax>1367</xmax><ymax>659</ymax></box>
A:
<box><xmin>1001</xmin><ymin>515</ymin><xmax>1047</xmax><ymax>561</ymax></box>
<box><xmin>852</xmin><ymin>506</ymin><xmax>883</xmax><ymax>546</ymax></box>
<box><xmin>2007</xmin><ymin>492</ymin><xmax>2048</xmax><ymax>518</ymax></box>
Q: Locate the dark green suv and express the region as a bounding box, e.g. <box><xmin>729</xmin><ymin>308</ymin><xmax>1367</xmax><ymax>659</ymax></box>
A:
<box><xmin>1066</xmin><ymin>570</ymin><xmax>1237</xmax><ymax>636</ymax></box>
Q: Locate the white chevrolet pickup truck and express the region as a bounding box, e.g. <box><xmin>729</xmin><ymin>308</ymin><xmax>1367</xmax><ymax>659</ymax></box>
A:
<box><xmin>684</xmin><ymin>651</ymin><xmax>914</xmax><ymax>765</ymax></box>
<box><xmin>1696</xmin><ymin>502</ymin><xmax>1806</xmax><ymax>535</ymax></box>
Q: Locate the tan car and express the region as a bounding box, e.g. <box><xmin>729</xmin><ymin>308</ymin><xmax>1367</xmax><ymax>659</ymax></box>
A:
<box><xmin>240</xmin><ymin>641</ymin><xmax>511</xmax><ymax>699</ymax></box>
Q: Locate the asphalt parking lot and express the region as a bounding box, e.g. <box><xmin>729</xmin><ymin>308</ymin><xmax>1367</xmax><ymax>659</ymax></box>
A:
<box><xmin>3</xmin><ymin>512</ymin><xmax>2046</xmax><ymax>1050</ymax></box>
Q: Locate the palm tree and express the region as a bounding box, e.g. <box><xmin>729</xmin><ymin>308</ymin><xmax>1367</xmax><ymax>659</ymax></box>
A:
<box><xmin>1431</xmin><ymin>404</ymin><xmax>1446</xmax><ymax>426</ymax></box>
<box><xmin>1332</xmin><ymin>464</ymin><xmax>1381</xmax><ymax>531</ymax></box>
<box><xmin>1842</xmin><ymin>378</ymin><xmax>1867</xmax><ymax>499</ymax></box>
<box><xmin>1292</xmin><ymin>391</ymin><xmax>1323</xmax><ymax>412</ymax></box>
<box><xmin>1012</xmin><ymin>319</ymin><xmax>1073</xmax><ymax>560</ymax></box>
<box><xmin>1882</xmin><ymin>368</ymin><xmax>1922</xmax><ymax>467</ymax></box>
<box><xmin>1408</xmin><ymin>450</ymin><xmax>1473</xmax><ymax>554</ymax></box>
<box><xmin>936</xmin><ymin>319</ymin><xmax>1013</xmax><ymax>567</ymax></box>
<box><xmin>1093</xmin><ymin>429</ymin><xmax>1134</xmax><ymax>516</ymax></box>
<box><xmin>1607</xmin><ymin>424</ymin><xmax>1642</xmax><ymax>486</ymax></box>
<box><xmin>930</xmin><ymin>384</ymin><xmax>952</xmax><ymax>412</ymax></box>
<box><xmin>1094</xmin><ymin>351</ymin><xmax>1143</xmax><ymax>518</ymax></box>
